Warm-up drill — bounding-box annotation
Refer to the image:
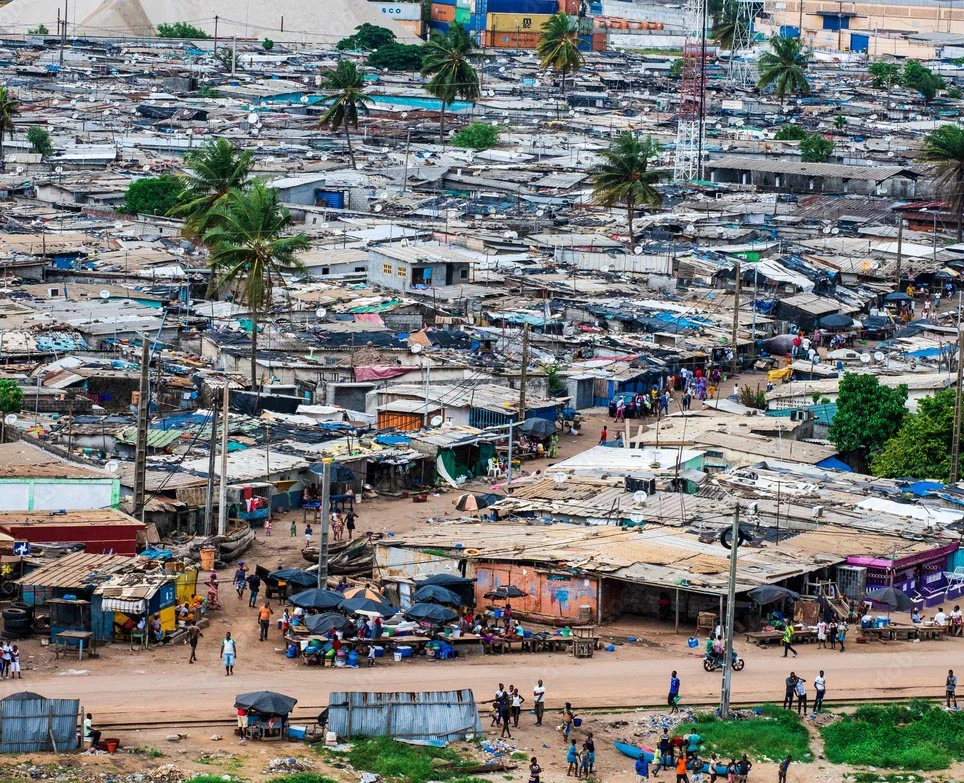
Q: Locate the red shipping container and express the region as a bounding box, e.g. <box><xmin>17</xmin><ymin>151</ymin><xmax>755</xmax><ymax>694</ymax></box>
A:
<box><xmin>592</xmin><ymin>31</ymin><xmax>607</xmax><ymax>50</ymax></box>
<box><xmin>432</xmin><ymin>3</ymin><xmax>457</xmax><ymax>21</ymax></box>
<box><xmin>558</xmin><ymin>0</ymin><xmax>581</xmax><ymax>13</ymax></box>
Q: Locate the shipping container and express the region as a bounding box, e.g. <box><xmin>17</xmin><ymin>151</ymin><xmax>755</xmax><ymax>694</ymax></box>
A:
<box><xmin>371</xmin><ymin>2</ymin><xmax>424</xmax><ymax>21</ymax></box>
<box><xmin>431</xmin><ymin>3</ymin><xmax>457</xmax><ymax>22</ymax></box>
<box><xmin>456</xmin><ymin>0</ymin><xmax>471</xmax><ymax>8</ymax></box>
<box><xmin>558</xmin><ymin>0</ymin><xmax>581</xmax><ymax>13</ymax></box>
<box><xmin>488</xmin><ymin>0</ymin><xmax>558</xmax><ymax>13</ymax></box>
<box><xmin>455</xmin><ymin>7</ymin><xmax>471</xmax><ymax>22</ymax></box>
<box><xmin>592</xmin><ymin>30</ymin><xmax>607</xmax><ymax>50</ymax></box>
<box><xmin>434</xmin><ymin>0</ymin><xmax>457</xmax><ymax>4</ymax></box>
<box><xmin>486</xmin><ymin>11</ymin><xmax>553</xmax><ymax>31</ymax></box>
<box><xmin>476</xmin><ymin>0</ymin><xmax>488</xmax><ymax>13</ymax></box>
<box><xmin>396</xmin><ymin>18</ymin><xmax>427</xmax><ymax>36</ymax></box>
<box><xmin>483</xmin><ymin>29</ymin><xmax>541</xmax><ymax>47</ymax></box>
<box><xmin>469</xmin><ymin>12</ymin><xmax>487</xmax><ymax>29</ymax></box>
<box><xmin>430</xmin><ymin>20</ymin><xmax>451</xmax><ymax>33</ymax></box>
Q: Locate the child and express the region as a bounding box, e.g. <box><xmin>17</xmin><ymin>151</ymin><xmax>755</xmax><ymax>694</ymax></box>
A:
<box><xmin>778</xmin><ymin>756</ymin><xmax>791</xmax><ymax>783</ymax></box>
<box><xmin>567</xmin><ymin>739</ymin><xmax>579</xmax><ymax>777</ymax></box>
<box><xmin>289</xmin><ymin>519</ymin><xmax>297</xmax><ymax>537</ymax></box>
<box><xmin>264</xmin><ymin>519</ymin><xmax>272</xmax><ymax>537</ymax></box>
<box><xmin>281</xmin><ymin>608</ymin><xmax>290</xmax><ymax>634</ymax></box>
<box><xmin>580</xmin><ymin>743</ymin><xmax>591</xmax><ymax>778</ymax></box>
<box><xmin>367</xmin><ymin>644</ymin><xmax>376</xmax><ymax>668</ymax></box>
<box><xmin>8</xmin><ymin>645</ymin><xmax>19</xmax><ymax>679</ymax></box>
<box><xmin>562</xmin><ymin>703</ymin><xmax>574</xmax><ymax>739</ymax></box>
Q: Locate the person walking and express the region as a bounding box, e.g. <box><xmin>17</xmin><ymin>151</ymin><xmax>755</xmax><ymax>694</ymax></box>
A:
<box><xmin>258</xmin><ymin>603</ymin><xmax>273</xmax><ymax>641</ymax></box>
<box><xmin>562</xmin><ymin>702</ymin><xmax>575</xmax><ymax>739</ymax></box>
<box><xmin>668</xmin><ymin>671</ymin><xmax>681</xmax><ymax>713</ymax></box>
<box><xmin>636</xmin><ymin>754</ymin><xmax>651</xmax><ymax>783</ymax></box>
<box><xmin>220</xmin><ymin>631</ymin><xmax>236</xmax><ymax>676</ymax></box>
<box><xmin>947</xmin><ymin>669</ymin><xmax>959</xmax><ymax>709</ymax></box>
<box><xmin>654</xmin><ymin>729</ymin><xmax>672</xmax><ymax>777</ymax></box>
<box><xmin>246</xmin><ymin>572</ymin><xmax>261</xmax><ymax>608</ymax></box>
<box><xmin>837</xmin><ymin>622</ymin><xmax>847</xmax><ymax>652</ymax></box>
<box><xmin>346</xmin><ymin>511</ymin><xmax>356</xmax><ymax>539</ymax></box>
<box><xmin>305</xmin><ymin>524</ymin><xmax>313</xmax><ymax>544</ymax></box>
<box><xmin>794</xmin><ymin>676</ymin><xmax>808</xmax><ymax>715</ymax></box>
<box><xmin>499</xmin><ymin>695</ymin><xmax>512</xmax><ymax>739</ymax></box>
<box><xmin>233</xmin><ymin>562</ymin><xmax>247</xmax><ymax>599</ymax></box>
<box><xmin>675</xmin><ymin>753</ymin><xmax>690</xmax><ymax>783</ymax></box>
<box><xmin>778</xmin><ymin>756</ymin><xmax>791</xmax><ymax>783</ymax></box>
<box><xmin>813</xmin><ymin>670</ymin><xmax>826</xmax><ymax>712</ymax></box>
<box><xmin>533</xmin><ymin>679</ymin><xmax>546</xmax><ymax>725</ymax></box>
<box><xmin>782</xmin><ymin>626</ymin><xmax>798</xmax><ymax>658</ymax></box>
<box><xmin>783</xmin><ymin>673</ymin><xmax>797</xmax><ymax>710</ymax></box>
<box><xmin>567</xmin><ymin>739</ymin><xmax>579</xmax><ymax>777</ymax></box>
<box><xmin>599</xmin><ymin>426</ymin><xmax>608</xmax><ymax>445</ymax></box>
<box><xmin>187</xmin><ymin>623</ymin><xmax>203</xmax><ymax>664</ymax></box>
<box><xmin>493</xmin><ymin>683</ymin><xmax>505</xmax><ymax>726</ymax></box>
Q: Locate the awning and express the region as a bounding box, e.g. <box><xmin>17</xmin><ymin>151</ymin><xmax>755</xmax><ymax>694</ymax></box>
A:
<box><xmin>101</xmin><ymin>598</ymin><xmax>146</xmax><ymax>615</ymax></box>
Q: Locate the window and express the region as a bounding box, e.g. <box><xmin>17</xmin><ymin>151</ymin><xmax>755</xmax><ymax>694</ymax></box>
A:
<box><xmin>382</xmin><ymin>263</ymin><xmax>392</xmax><ymax>275</ymax></box>
<box><xmin>354</xmin><ymin>266</ymin><xmax>365</xmax><ymax>272</ymax></box>
<box><xmin>321</xmin><ymin>266</ymin><xmax>330</xmax><ymax>275</ymax></box>
<box><xmin>397</xmin><ymin>266</ymin><xmax>406</xmax><ymax>277</ymax></box>
<box><xmin>459</xmin><ymin>269</ymin><xmax>468</xmax><ymax>280</ymax></box>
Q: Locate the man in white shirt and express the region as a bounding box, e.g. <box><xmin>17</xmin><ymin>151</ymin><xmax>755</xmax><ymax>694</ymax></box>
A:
<box><xmin>813</xmin><ymin>670</ymin><xmax>826</xmax><ymax>712</ymax></box>
<box><xmin>533</xmin><ymin>679</ymin><xmax>546</xmax><ymax>726</ymax></box>
<box><xmin>935</xmin><ymin>607</ymin><xmax>948</xmax><ymax>626</ymax></box>
<box><xmin>816</xmin><ymin>620</ymin><xmax>827</xmax><ymax>649</ymax></box>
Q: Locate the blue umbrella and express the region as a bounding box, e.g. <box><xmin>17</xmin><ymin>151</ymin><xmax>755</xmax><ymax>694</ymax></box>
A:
<box><xmin>339</xmin><ymin>594</ymin><xmax>396</xmax><ymax>618</ymax></box>
<box><xmin>411</xmin><ymin>584</ymin><xmax>464</xmax><ymax>606</ymax></box>
<box><xmin>405</xmin><ymin>602</ymin><xmax>459</xmax><ymax>624</ymax></box>
<box><xmin>289</xmin><ymin>589</ymin><xmax>345</xmax><ymax>611</ymax></box>
<box><xmin>303</xmin><ymin>612</ymin><xmax>353</xmax><ymax>635</ymax></box>
<box><xmin>270</xmin><ymin>569</ymin><xmax>317</xmax><ymax>589</ymax></box>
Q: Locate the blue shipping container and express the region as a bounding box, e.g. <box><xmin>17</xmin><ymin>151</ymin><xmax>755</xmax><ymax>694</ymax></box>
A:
<box><xmin>434</xmin><ymin>0</ymin><xmax>457</xmax><ymax>5</ymax></box>
<box><xmin>779</xmin><ymin>25</ymin><xmax>800</xmax><ymax>38</ymax></box>
<box><xmin>430</xmin><ymin>20</ymin><xmax>451</xmax><ymax>33</ymax></box>
<box><xmin>469</xmin><ymin>13</ymin><xmax>486</xmax><ymax>29</ymax></box>
<box><xmin>487</xmin><ymin>0</ymin><xmax>557</xmax><ymax>13</ymax></box>
<box><xmin>476</xmin><ymin>0</ymin><xmax>488</xmax><ymax>13</ymax></box>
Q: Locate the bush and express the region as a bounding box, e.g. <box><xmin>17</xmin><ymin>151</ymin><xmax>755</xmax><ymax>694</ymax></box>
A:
<box><xmin>799</xmin><ymin>132</ymin><xmax>834</xmax><ymax>162</ymax></box>
<box><xmin>0</xmin><ymin>380</ymin><xmax>23</xmax><ymax>415</ymax></box>
<box><xmin>774</xmin><ymin>124</ymin><xmax>807</xmax><ymax>141</ymax></box>
<box><xmin>27</xmin><ymin>126</ymin><xmax>53</xmax><ymax>159</ymax></box>
<box><xmin>334</xmin><ymin>737</ymin><xmax>479</xmax><ymax>783</ymax></box>
<box><xmin>123</xmin><ymin>175</ymin><xmax>183</xmax><ymax>216</ymax></box>
<box><xmin>28</xmin><ymin>24</ymin><xmax>49</xmax><ymax>35</ymax></box>
<box><xmin>157</xmin><ymin>22</ymin><xmax>209</xmax><ymax>38</ymax></box>
<box><xmin>263</xmin><ymin>38</ymin><xmax>274</xmax><ymax>51</ymax></box>
<box><xmin>452</xmin><ymin>122</ymin><xmax>500</xmax><ymax>150</ymax></box>
<box><xmin>677</xmin><ymin>704</ymin><xmax>813</xmax><ymax>762</ymax></box>
<box><xmin>368</xmin><ymin>42</ymin><xmax>425</xmax><ymax>71</ymax></box>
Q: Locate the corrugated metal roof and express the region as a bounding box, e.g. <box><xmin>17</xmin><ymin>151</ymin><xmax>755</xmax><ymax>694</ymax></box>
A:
<box><xmin>16</xmin><ymin>551</ymin><xmax>133</xmax><ymax>590</ymax></box>
<box><xmin>327</xmin><ymin>690</ymin><xmax>483</xmax><ymax>743</ymax></box>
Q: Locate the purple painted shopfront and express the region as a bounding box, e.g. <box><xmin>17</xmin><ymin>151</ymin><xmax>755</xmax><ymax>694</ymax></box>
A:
<box><xmin>847</xmin><ymin>541</ymin><xmax>960</xmax><ymax>607</ymax></box>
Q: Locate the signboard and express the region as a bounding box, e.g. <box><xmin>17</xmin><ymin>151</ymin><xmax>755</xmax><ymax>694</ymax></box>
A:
<box><xmin>13</xmin><ymin>541</ymin><xmax>30</xmax><ymax>557</ymax></box>
<box><xmin>372</xmin><ymin>2</ymin><xmax>423</xmax><ymax>20</ymax></box>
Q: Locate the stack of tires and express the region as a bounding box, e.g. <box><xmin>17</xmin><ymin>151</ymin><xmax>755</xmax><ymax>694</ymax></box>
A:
<box><xmin>2</xmin><ymin>603</ymin><xmax>33</xmax><ymax>639</ymax></box>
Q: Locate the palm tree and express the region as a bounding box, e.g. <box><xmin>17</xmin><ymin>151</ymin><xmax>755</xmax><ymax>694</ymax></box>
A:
<box><xmin>537</xmin><ymin>12</ymin><xmax>583</xmax><ymax>96</ymax></box>
<box><xmin>591</xmin><ymin>132</ymin><xmax>663</xmax><ymax>248</ymax></box>
<box><xmin>757</xmin><ymin>36</ymin><xmax>810</xmax><ymax>102</ymax></box>
<box><xmin>920</xmin><ymin>124</ymin><xmax>964</xmax><ymax>241</ymax></box>
<box><xmin>169</xmin><ymin>137</ymin><xmax>253</xmax><ymax>238</ymax></box>
<box><xmin>421</xmin><ymin>23</ymin><xmax>480</xmax><ymax>144</ymax></box>
<box><xmin>204</xmin><ymin>183</ymin><xmax>311</xmax><ymax>389</ymax></box>
<box><xmin>833</xmin><ymin>114</ymin><xmax>848</xmax><ymax>132</ymax></box>
<box><xmin>319</xmin><ymin>61</ymin><xmax>373</xmax><ymax>170</ymax></box>
<box><xmin>0</xmin><ymin>87</ymin><xmax>20</xmax><ymax>164</ymax></box>
<box><xmin>711</xmin><ymin>1</ymin><xmax>743</xmax><ymax>51</ymax></box>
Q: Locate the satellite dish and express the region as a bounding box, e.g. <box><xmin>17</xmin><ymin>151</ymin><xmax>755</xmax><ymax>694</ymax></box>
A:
<box><xmin>430</xmin><ymin>415</ymin><xmax>444</xmax><ymax>427</ymax></box>
<box><xmin>874</xmin><ymin>351</ymin><xmax>885</xmax><ymax>362</ymax></box>
<box><xmin>55</xmin><ymin>166</ymin><xmax>63</xmax><ymax>174</ymax></box>
<box><xmin>15</xmin><ymin>166</ymin><xmax>23</xmax><ymax>175</ymax></box>
<box><xmin>100</xmin><ymin>289</ymin><xmax>111</xmax><ymax>299</ymax></box>
<box><xmin>860</xmin><ymin>353</ymin><xmax>871</xmax><ymax>364</ymax></box>
<box><xmin>830</xmin><ymin>227</ymin><xmax>840</xmax><ymax>235</ymax></box>
<box><xmin>410</xmin><ymin>343</ymin><xmax>423</xmax><ymax>354</ymax></box>
<box><xmin>373</xmin><ymin>204</ymin><xmax>383</xmax><ymax>213</ymax></box>
<box><xmin>633</xmin><ymin>490</ymin><xmax>648</xmax><ymax>505</ymax></box>
<box><xmin>822</xmin><ymin>226</ymin><xmax>832</xmax><ymax>234</ymax></box>
<box><xmin>400</xmin><ymin>238</ymin><xmax>410</xmax><ymax>247</ymax></box>
<box><xmin>248</xmin><ymin>112</ymin><xmax>259</xmax><ymax>124</ymax></box>
<box><xmin>553</xmin><ymin>472</ymin><xmax>568</xmax><ymax>484</ymax></box>
<box><xmin>105</xmin><ymin>460</ymin><xmax>119</xmax><ymax>473</ymax></box>
<box><xmin>3</xmin><ymin>414</ymin><xmax>16</xmax><ymax>425</ymax></box>
<box><xmin>315</xmin><ymin>307</ymin><xmax>327</xmax><ymax>319</ymax></box>
<box><xmin>300</xmin><ymin>95</ymin><xmax>309</xmax><ymax>104</ymax></box>
<box><xmin>633</xmin><ymin>246</ymin><xmax>643</xmax><ymax>255</ymax></box>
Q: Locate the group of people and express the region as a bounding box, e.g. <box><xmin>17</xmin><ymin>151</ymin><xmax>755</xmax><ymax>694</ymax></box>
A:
<box><xmin>0</xmin><ymin>641</ymin><xmax>21</xmax><ymax>679</ymax></box>
<box><xmin>814</xmin><ymin>619</ymin><xmax>848</xmax><ymax>652</ymax></box>
<box><xmin>565</xmin><ymin>732</ymin><xmax>596</xmax><ymax>778</ymax></box>
<box><xmin>638</xmin><ymin>727</ymin><xmax>755</xmax><ymax>783</ymax></box>
<box><xmin>489</xmin><ymin>682</ymin><xmax>526</xmax><ymax>738</ymax></box>
<box><xmin>782</xmin><ymin>670</ymin><xmax>827</xmax><ymax>714</ymax></box>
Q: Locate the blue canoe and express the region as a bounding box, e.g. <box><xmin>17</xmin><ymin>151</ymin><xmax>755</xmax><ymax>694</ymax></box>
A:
<box><xmin>614</xmin><ymin>741</ymin><xmax>655</xmax><ymax>762</ymax></box>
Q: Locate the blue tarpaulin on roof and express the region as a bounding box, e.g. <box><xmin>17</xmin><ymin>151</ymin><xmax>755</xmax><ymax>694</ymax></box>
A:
<box><xmin>815</xmin><ymin>456</ymin><xmax>853</xmax><ymax>472</ymax></box>
<box><xmin>376</xmin><ymin>434</ymin><xmax>412</xmax><ymax>445</ymax></box>
<box><xmin>907</xmin><ymin>481</ymin><xmax>944</xmax><ymax>496</ymax></box>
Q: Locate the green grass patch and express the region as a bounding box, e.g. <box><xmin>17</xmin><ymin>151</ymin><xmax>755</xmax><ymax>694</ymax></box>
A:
<box><xmin>851</xmin><ymin>775</ymin><xmax>924</xmax><ymax>783</ymax></box>
<box><xmin>677</xmin><ymin>704</ymin><xmax>813</xmax><ymax>762</ymax></box>
<box><xmin>185</xmin><ymin>777</ymin><xmax>243</xmax><ymax>783</ymax></box>
<box><xmin>129</xmin><ymin>744</ymin><xmax>163</xmax><ymax>758</ymax></box>
<box><xmin>823</xmin><ymin>699</ymin><xmax>964</xmax><ymax>770</ymax></box>
<box><xmin>332</xmin><ymin>737</ymin><xmax>479</xmax><ymax>783</ymax></box>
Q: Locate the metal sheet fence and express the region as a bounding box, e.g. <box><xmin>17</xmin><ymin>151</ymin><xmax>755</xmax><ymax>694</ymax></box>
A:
<box><xmin>0</xmin><ymin>697</ymin><xmax>80</xmax><ymax>753</ymax></box>
<box><xmin>327</xmin><ymin>690</ymin><xmax>482</xmax><ymax>743</ymax></box>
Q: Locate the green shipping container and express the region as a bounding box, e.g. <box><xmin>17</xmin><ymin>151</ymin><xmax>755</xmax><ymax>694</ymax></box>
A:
<box><xmin>455</xmin><ymin>7</ymin><xmax>471</xmax><ymax>22</ymax></box>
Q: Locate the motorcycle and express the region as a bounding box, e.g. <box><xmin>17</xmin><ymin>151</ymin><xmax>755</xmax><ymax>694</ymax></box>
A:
<box><xmin>703</xmin><ymin>652</ymin><xmax>745</xmax><ymax>672</ymax></box>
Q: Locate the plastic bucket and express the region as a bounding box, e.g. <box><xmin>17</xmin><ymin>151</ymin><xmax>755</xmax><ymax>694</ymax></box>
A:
<box><xmin>104</xmin><ymin>738</ymin><xmax>119</xmax><ymax>753</ymax></box>
<box><xmin>394</xmin><ymin>651</ymin><xmax>403</xmax><ymax>662</ymax></box>
<box><xmin>200</xmin><ymin>546</ymin><xmax>216</xmax><ymax>571</ymax></box>
<box><xmin>687</xmin><ymin>637</ymin><xmax>699</xmax><ymax>648</ymax></box>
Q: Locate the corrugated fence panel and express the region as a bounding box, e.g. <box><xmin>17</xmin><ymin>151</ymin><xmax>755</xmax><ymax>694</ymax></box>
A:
<box><xmin>0</xmin><ymin>698</ymin><xmax>80</xmax><ymax>753</ymax></box>
<box><xmin>328</xmin><ymin>690</ymin><xmax>482</xmax><ymax>743</ymax></box>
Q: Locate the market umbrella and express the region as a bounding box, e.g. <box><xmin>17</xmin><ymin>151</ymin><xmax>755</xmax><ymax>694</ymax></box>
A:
<box><xmin>234</xmin><ymin>691</ymin><xmax>297</xmax><ymax>715</ymax></box>
<box><xmin>518</xmin><ymin>418</ymin><xmax>555</xmax><ymax>438</ymax></box>
<box><xmin>818</xmin><ymin>313</ymin><xmax>854</xmax><ymax>330</ymax></box>
<box><xmin>453</xmin><ymin>493</ymin><xmax>499</xmax><ymax>512</ymax></box>
<box><xmin>269</xmin><ymin>569</ymin><xmax>317</xmax><ymax>589</ymax></box>
<box><xmin>419</xmin><ymin>574</ymin><xmax>477</xmax><ymax>607</ymax></box>
<box><xmin>339</xmin><ymin>594</ymin><xmax>396</xmax><ymax>618</ymax></box>
<box><xmin>411</xmin><ymin>584</ymin><xmax>464</xmax><ymax>606</ymax></box>
<box><xmin>761</xmin><ymin>334</ymin><xmax>796</xmax><ymax>355</ymax></box>
<box><xmin>303</xmin><ymin>612</ymin><xmax>352</xmax><ymax>635</ymax></box>
<box><xmin>483</xmin><ymin>585</ymin><xmax>527</xmax><ymax>600</ymax></box>
<box><xmin>343</xmin><ymin>586</ymin><xmax>388</xmax><ymax>602</ymax></box>
<box><xmin>748</xmin><ymin>585</ymin><xmax>800</xmax><ymax>605</ymax></box>
<box><xmin>405</xmin><ymin>602</ymin><xmax>459</xmax><ymax>624</ymax></box>
<box><xmin>289</xmin><ymin>588</ymin><xmax>345</xmax><ymax>611</ymax></box>
<box><xmin>884</xmin><ymin>291</ymin><xmax>913</xmax><ymax>302</ymax></box>
<box><xmin>866</xmin><ymin>586</ymin><xmax>914</xmax><ymax>613</ymax></box>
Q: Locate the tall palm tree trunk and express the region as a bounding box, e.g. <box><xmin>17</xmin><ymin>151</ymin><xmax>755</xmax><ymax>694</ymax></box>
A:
<box><xmin>627</xmin><ymin>194</ymin><xmax>635</xmax><ymax>248</ymax></box>
<box><xmin>344</xmin><ymin>124</ymin><xmax>356</xmax><ymax>169</ymax></box>
<box><xmin>957</xmin><ymin>175</ymin><xmax>964</xmax><ymax>242</ymax></box>
<box><xmin>250</xmin><ymin>309</ymin><xmax>259</xmax><ymax>391</ymax></box>
<box><xmin>439</xmin><ymin>104</ymin><xmax>447</xmax><ymax>144</ymax></box>
<box><xmin>562</xmin><ymin>65</ymin><xmax>568</xmax><ymax>97</ymax></box>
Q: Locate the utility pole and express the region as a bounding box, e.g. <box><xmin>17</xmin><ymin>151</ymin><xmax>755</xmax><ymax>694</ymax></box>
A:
<box><xmin>132</xmin><ymin>338</ymin><xmax>150</xmax><ymax>521</ymax></box>
<box><xmin>720</xmin><ymin>505</ymin><xmax>741</xmax><ymax>720</ymax></box>
<box><xmin>231</xmin><ymin>36</ymin><xmax>237</xmax><ymax>76</ymax></box>
<box><xmin>59</xmin><ymin>0</ymin><xmax>67</xmax><ymax>67</ymax></box>
<box><xmin>950</xmin><ymin>327</ymin><xmax>964</xmax><ymax>482</ymax></box>
<box><xmin>217</xmin><ymin>381</ymin><xmax>230</xmax><ymax>536</ymax></box>
<box><xmin>518</xmin><ymin>323</ymin><xmax>530</xmax><ymax>421</ymax></box>
<box><xmin>204</xmin><ymin>395</ymin><xmax>218</xmax><ymax>536</ymax></box>
<box><xmin>730</xmin><ymin>258</ymin><xmax>741</xmax><ymax>375</ymax></box>
<box><xmin>317</xmin><ymin>459</ymin><xmax>332</xmax><ymax>588</ymax></box>
<box><xmin>402</xmin><ymin>127</ymin><xmax>412</xmax><ymax>195</ymax></box>
<box><xmin>895</xmin><ymin>213</ymin><xmax>904</xmax><ymax>285</ymax></box>
<box><xmin>213</xmin><ymin>15</ymin><xmax>219</xmax><ymax>57</ymax></box>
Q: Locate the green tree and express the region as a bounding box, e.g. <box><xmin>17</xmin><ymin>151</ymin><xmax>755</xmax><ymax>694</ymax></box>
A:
<box><xmin>827</xmin><ymin>373</ymin><xmax>908</xmax><ymax>465</ymax></box>
<box><xmin>0</xmin><ymin>379</ymin><xmax>23</xmax><ymax>415</ymax></box>
<box><xmin>919</xmin><ymin>124</ymin><xmax>964</xmax><ymax>241</ymax></box>
<box><xmin>451</xmin><ymin>122</ymin><xmax>500</xmax><ymax>150</ymax></box>
<box><xmin>868</xmin><ymin>61</ymin><xmax>901</xmax><ymax>89</ymax></box>
<box><xmin>591</xmin><ymin>132</ymin><xmax>662</xmax><ymax>248</ymax></box>
<box><xmin>537</xmin><ymin>12</ymin><xmax>583</xmax><ymax>96</ymax></box>
<box><xmin>421</xmin><ymin>23</ymin><xmax>480</xmax><ymax>144</ymax></box>
<box><xmin>337</xmin><ymin>23</ymin><xmax>396</xmax><ymax>51</ymax></box>
<box><xmin>367</xmin><ymin>42</ymin><xmax>425</xmax><ymax>71</ymax></box>
<box><xmin>28</xmin><ymin>24</ymin><xmax>49</xmax><ymax>35</ymax></box>
<box><xmin>542</xmin><ymin>364</ymin><xmax>567</xmax><ymax>396</ymax></box>
<box><xmin>669</xmin><ymin>58</ymin><xmax>683</xmax><ymax>77</ymax></box>
<box><xmin>27</xmin><ymin>126</ymin><xmax>53</xmax><ymax>159</ymax></box>
<box><xmin>757</xmin><ymin>36</ymin><xmax>810</xmax><ymax>101</ymax></box>
<box><xmin>215</xmin><ymin>47</ymin><xmax>241</xmax><ymax>72</ymax></box>
<box><xmin>711</xmin><ymin>1</ymin><xmax>744</xmax><ymax>50</ymax></box>
<box><xmin>949</xmin><ymin>86</ymin><xmax>963</xmax><ymax>99</ymax></box>
<box><xmin>123</xmin><ymin>175</ymin><xmax>184</xmax><ymax>215</ymax></box>
<box><xmin>169</xmin><ymin>137</ymin><xmax>254</xmax><ymax>238</ymax></box>
<box><xmin>319</xmin><ymin>60</ymin><xmax>373</xmax><ymax>170</ymax></box>
<box><xmin>872</xmin><ymin>389</ymin><xmax>957</xmax><ymax>480</ymax></box>
<box><xmin>903</xmin><ymin>61</ymin><xmax>943</xmax><ymax>103</ymax></box>
<box><xmin>156</xmin><ymin>22</ymin><xmax>209</xmax><ymax>38</ymax></box>
<box><xmin>263</xmin><ymin>38</ymin><xmax>274</xmax><ymax>51</ymax></box>
<box><xmin>0</xmin><ymin>86</ymin><xmax>20</xmax><ymax>161</ymax></box>
<box><xmin>800</xmin><ymin>133</ymin><xmax>834</xmax><ymax>162</ymax></box>
<box><xmin>204</xmin><ymin>183</ymin><xmax>311</xmax><ymax>390</ymax></box>
<box><xmin>833</xmin><ymin>114</ymin><xmax>848</xmax><ymax>131</ymax></box>
<box><xmin>774</xmin><ymin>124</ymin><xmax>807</xmax><ymax>141</ymax></box>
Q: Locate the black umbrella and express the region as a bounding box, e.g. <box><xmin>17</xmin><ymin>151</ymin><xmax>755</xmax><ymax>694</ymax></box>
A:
<box><xmin>404</xmin><ymin>602</ymin><xmax>459</xmax><ymax>624</ymax></box>
<box><xmin>748</xmin><ymin>585</ymin><xmax>800</xmax><ymax>605</ymax></box>
<box><xmin>339</xmin><ymin>594</ymin><xmax>397</xmax><ymax>618</ymax></box>
<box><xmin>453</xmin><ymin>493</ymin><xmax>501</xmax><ymax>512</ymax></box>
<box><xmin>419</xmin><ymin>574</ymin><xmax>477</xmax><ymax>607</ymax></box>
<box><xmin>483</xmin><ymin>585</ymin><xmax>527</xmax><ymax>600</ymax></box>
<box><xmin>289</xmin><ymin>588</ymin><xmax>345</xmax><ymax>611</ymax></box>
<box><xmin>761</xmin><ymin>334</ymin><xmax>796</xmax><ymax>355</ymax></box>
<box><xmin>818</xmin><ymin>313</ymin><xmax>854</xmax><ymax>330</ymax></box>
<box><xmin>270</xmin><ymin>569</ymin><xmax>317</xmax><ymax>589</ymax></box>
<box><xmin>303</xmin><ymin>612</ymin><xmax>352</xmax><ymax>635</ymax></box>
<box><xmin>866</xmin><ymin>586</ymin><xmax>914</xmax><ymax>612</ymax></box>
<box><xmin>234</xmin><ymin>691</ymin><xmax>297</xmax><ymax>715</ymax></box>
<box><xmin>412</xmin><ymin>584</ymin><xmax>464</xmax><ymax>606</ymax></box>
<box><xmin>884</xmin><ymin>291</ymin><xmax>913</xmax><ymax>302</ymax></box>
<box><xmin>518</xmin><ymin>418</ymin><xmax>555</xmax><ymax>438</ymax></box>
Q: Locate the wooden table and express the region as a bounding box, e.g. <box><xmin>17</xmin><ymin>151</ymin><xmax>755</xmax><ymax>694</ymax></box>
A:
<box><xmin>917</xmin><ymin>624</ymin><xmax>947</xmax><ymax>640</ymax></box>
<box><xmin>54</xmin><ymin>630</ymin><xmax>94</xmax><ymax>661</ymax></box>
<box><xmin>744</xmin><ymin>631</ymin><xmax>783</xmax><ymax>647</ymax></box>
